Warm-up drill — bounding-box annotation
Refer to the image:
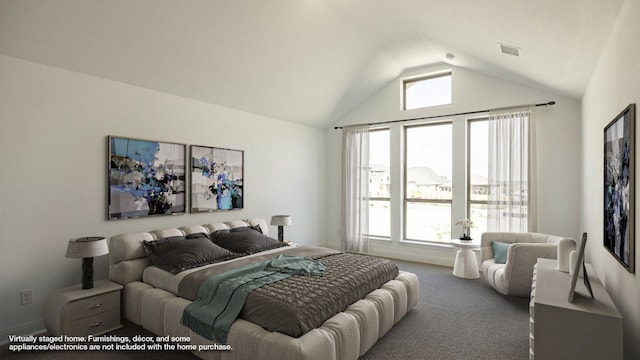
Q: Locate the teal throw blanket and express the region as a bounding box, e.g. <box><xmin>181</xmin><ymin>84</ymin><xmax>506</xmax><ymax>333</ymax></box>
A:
<box><xmin>181</xmin><ymin>255</ymin><xmax>326</xmax><ymax>343</ymax></box>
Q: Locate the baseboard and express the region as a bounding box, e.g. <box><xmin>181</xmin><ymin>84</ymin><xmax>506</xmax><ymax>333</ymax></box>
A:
<box><xmin>0</xmin><ymin>319</ymin><xmax>46</xmax><ymax>346</ymax></box>
<box><xmin>367</xmin><ymin>239</ymin><xmax>456</xmax><ymax>267</ymax></box>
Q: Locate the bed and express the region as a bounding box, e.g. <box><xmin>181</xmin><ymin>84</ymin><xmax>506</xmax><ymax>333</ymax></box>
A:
<box><xmin>108</xmin><ymin>218</ymin><xmax>419</xmax><ymax>360</ymax></box>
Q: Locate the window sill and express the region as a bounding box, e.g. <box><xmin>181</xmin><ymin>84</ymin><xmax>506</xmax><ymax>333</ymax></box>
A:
<box><xmin>370</xmin><ymin>237</ymin><xmax>480</xmax><ymax>249</ymax></box>
<box><xmin>368</xmin><ymin>236</ymin><xmax>392</xmax><ymax>242</ymax></box>
<box><xmin>370</xmin><ymin>237</ymin><xmax>453</xmax><ymax>249</ymax></box>
<box><xmin>400</xmin><ymin>239</ymin><xmax>453</xmax><ymax>249</ymax></box>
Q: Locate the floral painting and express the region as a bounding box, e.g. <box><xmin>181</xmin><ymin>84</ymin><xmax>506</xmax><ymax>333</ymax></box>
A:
<box><xmin>604</xmin><ymin>104</ymin><xmax>635</xmax><ymax>273</ymax></box>
<box><xmin>108</xmin><ymin>136</ymin><xmax>186</xmax><ymax>219</ymax></box>
<box><xmin>191</xmin><ymin>145</ymin><xmax>244</xmax><ymax>212</ymax></box>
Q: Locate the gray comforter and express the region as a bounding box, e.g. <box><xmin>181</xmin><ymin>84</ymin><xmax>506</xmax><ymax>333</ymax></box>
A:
<box><xmin>177</xmin><ymin>246</ymin><xmax>399</xmax><ymax>338</ymax></box>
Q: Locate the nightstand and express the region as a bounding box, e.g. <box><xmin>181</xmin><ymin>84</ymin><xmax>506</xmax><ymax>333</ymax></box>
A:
<box><xmin>44</xmin><ymin>279</ymin><xmax>123</xmax><ymax>336</ymax></box>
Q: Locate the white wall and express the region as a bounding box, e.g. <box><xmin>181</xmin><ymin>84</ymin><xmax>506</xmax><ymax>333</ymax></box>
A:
<box><xmin>0</xmin><ymin>55</ymin><xmax>325</xmax><ymax>340</ymax></box>
<box><xmin>325</xmin><ymin>64</ymin><xmax>581</xmax><ymax>264</ymax></box>
<box><xmin>582</xmin><ymin>0</ymin><xmax>640</xmax><ymax>358</ymax></box>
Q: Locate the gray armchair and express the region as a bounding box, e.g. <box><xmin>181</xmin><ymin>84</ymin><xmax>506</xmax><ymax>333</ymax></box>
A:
<box><xmin>480</xmin><ymin>232</ymin><xmax>572</xmax><ymax>297</ymax></box>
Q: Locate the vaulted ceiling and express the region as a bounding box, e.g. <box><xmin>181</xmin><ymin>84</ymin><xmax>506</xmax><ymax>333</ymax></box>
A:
<box><xmin>0</xmin><ymin>0</ymin><xmax>624</xmax><ymax>128</ymax></box>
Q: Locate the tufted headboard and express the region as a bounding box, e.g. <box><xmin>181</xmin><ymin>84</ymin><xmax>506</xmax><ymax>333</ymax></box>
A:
<box><xmin>108</xmin><ymin>218</ymin><xmax>269</xmax><ymax>286</ymax></box>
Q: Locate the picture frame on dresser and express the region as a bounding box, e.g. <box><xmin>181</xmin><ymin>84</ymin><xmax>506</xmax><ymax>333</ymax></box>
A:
<box><xmin>108</xmin><ymin>136</ymin><xmax>186</xmax><ymax>219</ymax></box>
<box><xmin>190</xmin><ymin>145</ymin><xmax>244</xmax><ymax>212</ymax></box>
<box><xmin>603</xmin><ymin>103</ymin><xmax>636</xmax><ymax>273</ymax></box>
<box><xmin>568</xmin><ymin>232</ymin><xmax>594</xmax><ymax>302</ymax></box>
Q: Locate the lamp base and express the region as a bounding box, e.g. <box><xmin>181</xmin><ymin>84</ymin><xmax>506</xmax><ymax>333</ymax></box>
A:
<box><xmin>277</xmin><ymin>226</ymin><xmax>284</xmax><ymax>242</ymax></box>
<box><xmin>81</xmin><ymin>257</ymin><xmax>94</xmax><ymax>289</ymax></box>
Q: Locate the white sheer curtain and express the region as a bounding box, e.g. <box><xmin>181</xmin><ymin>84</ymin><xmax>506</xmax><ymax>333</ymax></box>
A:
<box><xmin>487</xmin><ymin>107</ymin><xmax>537</xmax><ymax>232</ymax></box>
<box><xmin>342</xmin><ymin>125</ymin><xmax>370</xmax><ymax>253</ymax></box>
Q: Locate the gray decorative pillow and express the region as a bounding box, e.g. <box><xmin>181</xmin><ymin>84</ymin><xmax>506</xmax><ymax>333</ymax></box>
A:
<box><xmin>211</xmin><ymin>227</ymin><xmax>288</xmax><ymax>255</ymax></box>
<box><xmin>249</xmin><ymin>224</ymin><xmax>263</xmax><ymax>234</ymax></box>
<box><xmin>143</xmin><ymin>234</ymin><xmax>239</xmax><ymax>274</ymax></box>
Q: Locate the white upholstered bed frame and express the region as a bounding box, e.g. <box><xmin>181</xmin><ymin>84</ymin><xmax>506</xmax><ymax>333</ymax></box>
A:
<box><xmin>108</xmin><ymin>218</ymin><xmax>419</xmax><ymax>360</ymax></box>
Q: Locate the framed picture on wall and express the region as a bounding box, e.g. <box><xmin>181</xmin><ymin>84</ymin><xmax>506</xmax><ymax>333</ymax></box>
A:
<box><xmin>108</xmin><ymin>136</ymin><xmax>186</xmax><ymax>219</ymax></box>
<box><xmin>603</xmin><ymin>104</ymin><xmax>636</xmax><ymax>273</ymax></box>
<box><xmin>190</xmin><ymin>145</ymin><xmax>244</xmax><ymax>212</ymax></box>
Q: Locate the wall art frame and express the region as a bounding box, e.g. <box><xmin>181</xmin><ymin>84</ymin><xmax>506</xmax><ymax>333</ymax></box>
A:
<box><xmin>603</xmin><ymin>103</ymin><xmax>635</xmax><ymax>273</ymax></box>
<box><xmin>108</xmin><ymin>136</ymin><xmax>186</xmax><ymax>220</ymax></box>
<box><xmin>190</xmin><ymin>145</ymin><xmax>244</xmax><ymax>212</ymax></box>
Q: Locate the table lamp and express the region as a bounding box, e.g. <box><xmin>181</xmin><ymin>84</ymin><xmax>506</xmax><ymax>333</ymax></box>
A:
<box><xmin>65</xmin><ymin>237</ymin><xmax>109</xmax><ymax>289</ymax></box>
<box><xmin>270</xmin><ymin>215</ymin><xmax>292</xmax><ymax>242</ymax></box>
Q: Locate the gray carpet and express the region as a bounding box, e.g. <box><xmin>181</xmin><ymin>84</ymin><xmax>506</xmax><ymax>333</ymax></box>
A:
<box><xmin>360</xmin><ymin>260</ymin><xmax>530</xmax><ymax>360</ymax></box>
<box><xmin>1</xmin><ymin>260</ymin><xmax>529</xmax><ymax>360</ymax></box>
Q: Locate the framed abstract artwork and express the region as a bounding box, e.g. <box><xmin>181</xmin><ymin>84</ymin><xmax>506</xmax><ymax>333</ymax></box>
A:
<box><xmin>190</xmin><ymin>145</ymin><xmax>244</xmax><ymax>212</ymax></box>
<box><xmin>108</xmin><ymin>136</ymin><xmax>186</xmax><ymax>219</ymax></box>
<box><xmin>603</xmin><ymin>104</ymin><xmax>635</xmax><ymax>273</ymax></box>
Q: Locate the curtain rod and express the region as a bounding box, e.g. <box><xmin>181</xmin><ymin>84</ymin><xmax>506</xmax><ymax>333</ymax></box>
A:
<box><xmin>333</xmin><ymin>101</ymin><xmax>555</xmax><ymax>130</ymax></box>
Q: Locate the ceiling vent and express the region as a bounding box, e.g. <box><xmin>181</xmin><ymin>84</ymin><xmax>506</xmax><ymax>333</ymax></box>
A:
<box><xmin>498</xmin><ymin>43</ymin><xmax>521</xmax><ymax>57</ymax></box>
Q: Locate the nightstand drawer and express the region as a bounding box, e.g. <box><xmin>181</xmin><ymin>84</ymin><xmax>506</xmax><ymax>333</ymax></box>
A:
<box><xmin>67</xmin><ymin>308</ymin><xmax>121</xmax><ymax>336</ymax></box>
<box><xmin>71</xmin><ymin>291</ymin><xmax>119</xmax><ymax>320</ymax></box>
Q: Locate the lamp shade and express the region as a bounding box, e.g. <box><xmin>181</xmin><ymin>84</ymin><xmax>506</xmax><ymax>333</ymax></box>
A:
<box><xmin>270</xmin><ymin>215</ymin><xmax>292</xmax><ymax>227</ymax></box>
<box><xmin>65</xmin><ymin>237</ymin><xmax>109</xmax><ymax>258</ymax></box>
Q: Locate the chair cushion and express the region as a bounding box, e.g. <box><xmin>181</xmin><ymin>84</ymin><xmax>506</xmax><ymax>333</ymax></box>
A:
<box><xmin>481</xmin><ymin>259</ymin><xmax>508</xmax><ymax>295</ymax></box>
<box><xmin>492</xmin><ymin>241</ymin><xmax>510</xmax><ymax>264</ymax></box>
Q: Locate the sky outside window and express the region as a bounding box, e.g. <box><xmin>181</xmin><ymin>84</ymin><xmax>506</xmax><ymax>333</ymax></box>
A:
<box><xmin>404</xmin><ymin>73</ymin><xmax>452</xmax><ymax>110</ymax></box>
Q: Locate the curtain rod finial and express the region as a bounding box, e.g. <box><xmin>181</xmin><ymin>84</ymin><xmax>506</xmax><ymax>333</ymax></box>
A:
<box><xmin>548</xmin><ymin>101</ymin><xmax>556</xmax><ymax>106</ymax></box>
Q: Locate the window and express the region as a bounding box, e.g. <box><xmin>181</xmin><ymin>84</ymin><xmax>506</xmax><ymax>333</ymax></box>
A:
<box><xmin>403</xmin><ymin>71</ymin><xmax>452</xmax><ymax>110</ymax></box>
<box><xmin>469</xmin><ymin>114</ymin><xmax>531</xmax><ymax>236</ymax></box>
<box><xmin>368</xmin><ymin>129</ymin><xmax>390</xmax><ymax>237</ymax></box>
<box><xmin>468</xmin><ymin>119</ymin><xmax>489</xmax><ymax>239</ymax></box>
<box><xmin>357</xmin><ymin>104</ymin><xmax>531</xmax><ymax>247</ymax></box>
<box><xmin>405</xmin><ymin>123</ymin><xmax>452</xmax><ymax>242</ymax></box>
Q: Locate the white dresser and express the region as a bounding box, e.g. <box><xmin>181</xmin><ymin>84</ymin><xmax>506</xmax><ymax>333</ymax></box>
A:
<box><xmin>529</xmin><ymin>258</ymin><xmax>622</xmax><ymax>360</ymax></box>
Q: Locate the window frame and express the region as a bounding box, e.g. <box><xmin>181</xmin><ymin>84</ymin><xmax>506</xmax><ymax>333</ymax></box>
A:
<box><xmin>467</xmin><ymin>116</ymin><xmax>532</xmax><ymax>237</ymax></box>
<box><xmin>403</xmin><ymin>121</ymin><xmax>453</xmax><ymax>243</ymax></box>
<box><xmin>367</xmin><ymin>128</ymin><xmax>391</xmax><ymax>238</ymax></box>
<box><xmin>467</xmin><ymin>117</ymin><xmax>489</xmax><ymax>239</ymax></box>
<box><xmin>402</xmin><ymin>70</ymin><xmax>452</xmax><ymax>111</ymax></box>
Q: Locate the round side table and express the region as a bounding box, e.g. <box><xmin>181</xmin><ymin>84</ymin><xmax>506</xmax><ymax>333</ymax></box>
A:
<box><xmin>450</xmin><ymin>239</ymin><xmax>480</xmax><ymax>279</ymax></box>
